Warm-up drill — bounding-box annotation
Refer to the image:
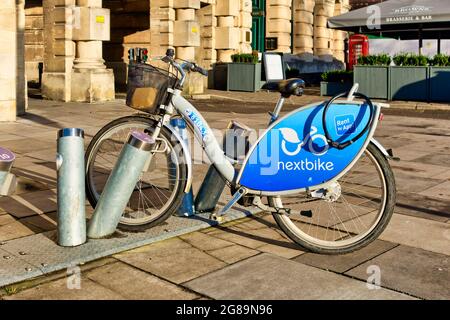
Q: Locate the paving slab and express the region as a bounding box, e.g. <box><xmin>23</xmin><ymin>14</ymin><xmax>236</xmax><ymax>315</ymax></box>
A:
<box><xmin>114</xmin><ymin>237</ymin><xmax>226</xmax><ymax>284</ymax></box>
<box><xmin>185</xmin><ymin>253</ymin><xmax>414</xmax><ymax>300</ymax></box>
<box><xmin>0</xmin><ymin>189</ymin><xmax>57</xmax><ymax>218</ymax></box>
<box><xmin>207</xmin><ymin>244</ymin><xmax>259</xmax><ymax>264</ymax></box>
<box><xmin>390</xmin><ymin>160</ymin><xmax>450</xmax><ymax>179</ymax></box>
<box><xmin>419</xmin><ymin>181</ymin><xmax>450</xmax><ymax>201</ymax></box>
<box><xmin>85</xmin><ymin>261</ymin><xmax>199</xmax><ymax>300</ymax></box>
<box><xmin>345</xmin><ymin>245</ymin><xmax>450</xmax><ymax>300</ymax></box>
<box><xmin>380</xmin><ymin>213</ymin><xmax>450</xmax><ymax>255</ymax></box>
<box><xmin>258</xmin><ymin>243</ymin><xmax>305</xmax><ymax>259</ymax></box>
<box><xmin>392</xmin><ymin>171</ymin><xmax>444</xmax><ymax>194</ymax></box>
<box><xmin>293</xmin><ymin>240</ymin><xmax>398</xmax><ymax>273</ymax></box>
<box><xmin>395</xmin><ymin>193</ymin><xmax>450</xmax><ymax>223</ymax></box>
<box><xmin>179</xmin><ymin>231</ymin><xmax>235</xmax><ymax>252</ymax></box>
<box><xmin>3</xmin><ymin>277</ymin><xmax>125</xmax><ymax>300</ymax></box>
<box><xmin>414</xmin><ymin>153</ymin><xmax>450</xmax><ymax>168</ymax></box>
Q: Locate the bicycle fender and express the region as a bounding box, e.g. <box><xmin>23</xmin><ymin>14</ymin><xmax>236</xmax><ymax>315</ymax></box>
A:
<box><xmin>237</xmin><ymin>101</ymin><xmax>380</xmax><ymax>193</ymax></box>
<box><xmin>370</xmin><ymin>138</ymin><xmax>391</xmax><ymax>159</ymax></box>
<box><xmin>164</xmin><ymin>123</ymin><xmax>193</xmax><ymax>193</ymax></box>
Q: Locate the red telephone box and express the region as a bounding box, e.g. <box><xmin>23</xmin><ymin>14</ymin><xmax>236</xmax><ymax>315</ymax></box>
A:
<box><xmin>348</xmin><ymin>34</ymin><xmax>369</xmax><ymax>70</ymax></box>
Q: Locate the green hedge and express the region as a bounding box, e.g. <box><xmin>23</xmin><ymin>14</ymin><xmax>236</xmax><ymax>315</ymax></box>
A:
<box><xmin>357</xmin><ymin>53</ymin><xmax>391</xmax><ymax>66</ymax></box>
<box><xmin>321</xmin><ymin>70</ymin><xmax>353</xmax><ymax>83</ymax></box>
<box><xmin>429</xmin><ymin>53</ymin><xmax>450</xmax><ymax>67</ymax></box>
<box><xmin>393</xmin><ymin>53</ymin><xmax>428</xmax><ymax>66</ymax></box>
<box><xmin>231</xmin><ymin>51</ymin><xmax>259</xmax><ymax>64</ymax></box>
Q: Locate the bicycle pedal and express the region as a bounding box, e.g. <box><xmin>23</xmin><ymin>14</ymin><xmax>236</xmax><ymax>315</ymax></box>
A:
<box><xmin>300</xmin><ymin>210</ymin><xmax>313</xmax><ymax>218</ymax></box>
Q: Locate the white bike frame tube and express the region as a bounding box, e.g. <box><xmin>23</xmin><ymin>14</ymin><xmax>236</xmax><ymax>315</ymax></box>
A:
<box><xmin>170</xmin><ymin>90</ymin><xmax>236</xmax><ymax>183</ymax></box>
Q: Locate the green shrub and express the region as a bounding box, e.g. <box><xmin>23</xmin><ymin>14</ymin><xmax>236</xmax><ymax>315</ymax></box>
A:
<box><xmin>393</xmin><ymin>53</ymin><xmax>429</xmax><ymax>66</ymax></box>
<box><xmin>321</xmin><ymin>70</ymin><xmax>353</xmax><ymax>83</ymax></box>
<box><xmin>231</xmin><ymin>53</ymin><xmax>259</xmax><ymax>64</ymax></box>
<box><xmin>429</xmin><ymin>53</ymin><xmax>450</xmax><ymax>66</ymax></box>
<box><xmin>357</xmin><ymin>53</ymin><xmax>391</xmax><ymax>66</ymax></box>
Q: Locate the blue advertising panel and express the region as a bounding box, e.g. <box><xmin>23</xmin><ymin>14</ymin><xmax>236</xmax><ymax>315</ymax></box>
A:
<box><xmin>238</xmin><ymin>103</ymin><xmax>372</xmax><ymax>192</ymax></box>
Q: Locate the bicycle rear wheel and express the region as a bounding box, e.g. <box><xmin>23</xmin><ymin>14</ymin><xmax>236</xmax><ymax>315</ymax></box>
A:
<box><xmin>270</xmin><ymin>142</ymin><xmax>396</xmax><ymax>254</ymax></box>
<box><xmin>85</xmin><ymin>115</ymin><xmax>188</xmax><ymax>230</ymax></box>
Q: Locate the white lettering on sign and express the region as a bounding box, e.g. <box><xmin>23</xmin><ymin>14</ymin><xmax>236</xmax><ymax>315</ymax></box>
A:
<box><xmin>0</xmin><ymin>153</ymin><xmax>11</xmax><ymax>160</ymax></box>
<box><xmin>277</xmin><ymin>158</ymin><xmax>334</xmax><ymax>172</ymax></box>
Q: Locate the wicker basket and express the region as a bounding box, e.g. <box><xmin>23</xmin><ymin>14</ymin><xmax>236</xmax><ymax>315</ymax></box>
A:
<box><xmin>126</xmin><ymin>62</ymin><xmax>178</xmax><ymax>114</ymax></box>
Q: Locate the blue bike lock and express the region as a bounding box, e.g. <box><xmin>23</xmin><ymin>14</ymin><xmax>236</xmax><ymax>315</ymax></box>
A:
<box><xmin>56</xmin><ymin>128</ymin><xmax>86</xmax><ymax>247</ymax></box>
<box><xmin>87</xmin><ymin>131</ymin><xmax>155</xmax><ymax>239</ymax></box>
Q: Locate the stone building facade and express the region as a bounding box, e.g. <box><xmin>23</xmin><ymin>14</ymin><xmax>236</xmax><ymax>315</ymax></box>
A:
<box><xmin>1</xmin><ymin>0</ymin><xmax>350</xmax><ymax>121</ymax></box>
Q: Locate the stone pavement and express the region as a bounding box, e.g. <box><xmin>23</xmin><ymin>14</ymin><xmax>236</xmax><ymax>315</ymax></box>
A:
<box><xmin>0</xmin><ymin>94</ymin><xmax>449</xmax><ymax>299</ymax></box>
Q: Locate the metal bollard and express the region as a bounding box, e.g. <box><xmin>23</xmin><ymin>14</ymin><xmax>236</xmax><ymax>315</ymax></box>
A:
<box><xmin>0</xmin><ymin>147</ymin><xmax>16</xmax><ymax>196</ymax></box>
<box><xmin>56</xmin><ymin>128</ymin><xmax>86</xmax><ymax>247</ymax></box>
<box><xmin>170</xmin><ymin>118</ymin><xmax>195</xmax><ymax>217</ymax></box>
<box><xmin>87</xmin><ymin>131</ymin><xmax>155</xmax><ymax>238</ymax></box>
<box><xmin>195</xmin><ymin>121</ymin><xmax>252</xmax><ymax>213</ymax></box>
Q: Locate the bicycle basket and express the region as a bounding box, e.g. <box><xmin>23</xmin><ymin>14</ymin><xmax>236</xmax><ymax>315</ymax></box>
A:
<box><xmin>126</xmin><ymin>62</ymin><xmax>178</xmax><ymax>114</ymax></box>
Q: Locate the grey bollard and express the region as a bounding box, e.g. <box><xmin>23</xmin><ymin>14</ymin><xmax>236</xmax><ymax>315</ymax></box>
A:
<box><xmin>0</xmin><ymin>147</ymin><xmax>16</xmax><ymax>196</ymax></box>
<box><xmin>87</xmin><ymin>131</ymin><xmax>155</xmax><ymax>239</ymax></box>
<box><xmin>56</xmin><ymin>128</ymin><xmax>86</xmax><ymax>247</ymax></box>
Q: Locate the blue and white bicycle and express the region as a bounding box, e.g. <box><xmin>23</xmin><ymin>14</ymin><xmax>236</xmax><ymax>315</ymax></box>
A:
<box><xmin>85</xmin><ymin>49</ymin><xmax>396</xmax><ymax>254</ymax></box>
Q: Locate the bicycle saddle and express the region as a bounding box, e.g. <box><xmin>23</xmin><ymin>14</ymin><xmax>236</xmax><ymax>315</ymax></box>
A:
<box><xmin>262</xmin><ymin>78</ymin><xmax>305</xmax><ymax>97</ymax></box>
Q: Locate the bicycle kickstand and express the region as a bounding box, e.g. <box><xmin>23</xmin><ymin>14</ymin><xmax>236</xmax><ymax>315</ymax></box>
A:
<box><xmin>210</xmin><ymin>187</ymin><xmax>247</xmax><ymax>222</ymax></box>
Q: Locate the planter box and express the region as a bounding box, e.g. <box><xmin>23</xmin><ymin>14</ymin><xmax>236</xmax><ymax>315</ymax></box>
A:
<box><xmin>354</xmin><ymin>66</ymin><xmax>389</xmax><ymax>99</ymax></box>
<box><xmin>390</xmin><ymin>66</ymin><xmax>429</xmax><ymax>101</ymax></box>
<box><xmin>320</xmin><ymin>81</ymin><xmax>353</xmax><ymax>96</ymax></box>
<box><xmin>227</xmin><ymin>63</ymin><xmax>262</xmax><ymax>92</ymax></box>
<box><xmin>429</xmin><ymin>67</ymin><xmax>450</xmax><ymax>102</ymax></box>
<box><xmin>211</xmin><ymin>63</ymin><xmax>228</xmax><ymax>90</ymax></box>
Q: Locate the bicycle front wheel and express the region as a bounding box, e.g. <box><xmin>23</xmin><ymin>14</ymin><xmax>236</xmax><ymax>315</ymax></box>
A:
<box><xmin>85</xmin><ymin>115</ymin><xmax>188</xmax><ymax>230</ymax></box>
<box><xmin>270</xmin><ymin>142</ymin><xmax>396</xmax><ymax>254</ymax></box>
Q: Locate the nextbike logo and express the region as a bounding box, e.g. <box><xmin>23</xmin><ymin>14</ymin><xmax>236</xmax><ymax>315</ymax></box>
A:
<box><xmin>185</xmin><ymin>109</ymin><xmax>208</xmax><ymax>139</ymax></box>
<box><xmin>279</xmin><ymin>126</ymin><xmax>329</xmax><ymax>156</ymax></box>
<box><xmin>277</xmin><ymin>126</ymin><xmax>334</xmax><ymax>172</ymax></box>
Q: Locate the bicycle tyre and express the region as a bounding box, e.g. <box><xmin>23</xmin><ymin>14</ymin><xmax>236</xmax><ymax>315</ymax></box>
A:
<box><xmin>85</xmin><ymin>115</ymin><xmax>188</xmax><ymax>231</ymax></box>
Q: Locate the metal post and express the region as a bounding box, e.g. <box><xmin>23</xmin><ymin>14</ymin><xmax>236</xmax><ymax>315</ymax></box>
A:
<box><xmin>87</xmin><ymin>131</ymin><xmax>155</xmax><ymax>239</ymax></box>
<box><xmin>170</xmin><ymin>118</ymin><xmax>195</xmax><ymax>216</ymax></box>
<box><xmin>0</xmin><ymin>147</ymin><xmax>16</xmax><ymax>196</ymax></box>
<box><xmin>56</xmin><ymin>128</ymin><xmax>86</xmax><ymax>247</ymax></box>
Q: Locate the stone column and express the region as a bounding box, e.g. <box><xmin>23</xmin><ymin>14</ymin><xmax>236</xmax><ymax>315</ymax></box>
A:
<box><xmin>71</xmin><ymin>0</ymin><xmax>114</xmax><ymax>102</ymax></box>
<box><xmin>150</xmin><ymin>0</ymin><xmax>175</xmax><ymax>59</ymax></box>
<box><xmin>174</xmin><ymin>0</ymin><xmax>201</xmax><ymax>94</ymax></box>
<box><xmin>17</xmin><ymin>0</ymin><xmax>27</xmax><ymax>115</ymax></box>
<box><xmin>174</xmin><ymin>0</ymin><xmax>200</xmax><ymax>62</ymax></box>
<box><xmin>313</xmin><ymin>0</ymin><xmax>335</xmax><ymax>58</ymax></box>
<box><xmin>42</xmin><ymin>0</ymin><xmax>76</xmax><ymax>102</ymax></box>
<box><xmin>0</xmin><ymin>0</ymin><xmax>17</xmax><ymax>121</ymax></box>
<box><xmin>215</xmin><ymin>0</ymin><xmax>240</xmax><ymax>62</ymax></box>
<box><xmin>239</xmin><ymin>0</ymin><xmax>253</xmax><ymax>54</ymax></box>
<box><xmin>198</xmin><ymin>2</ymin><xmax>217</xmax><ymax>69</ymax></box>
<box><xmin>332</xmin><ymin>0</ymin><xmax>350</xmax><ymax>63</ymax></box>
<box><xmin>293</xmin><ymin>0</ymin><xmax>314</xmax><ymax>54</ymax></box>
<box><xmin>266</xmin><ymin>0</ymin><xmax>292</xmax><ymax>53</ymax></box>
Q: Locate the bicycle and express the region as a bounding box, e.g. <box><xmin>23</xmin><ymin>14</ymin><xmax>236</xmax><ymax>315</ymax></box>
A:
<box><xmin>85</xmin><ymin>48</ymin><xmax>397</xmax><ymax>254</ymax></box>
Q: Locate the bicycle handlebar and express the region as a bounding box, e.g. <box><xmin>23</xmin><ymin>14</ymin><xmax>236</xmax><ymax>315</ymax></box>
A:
<box><xmin>160</xmin><ymin>49</ymin><xmax>208</xmax><ymax>87</ymax></box>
